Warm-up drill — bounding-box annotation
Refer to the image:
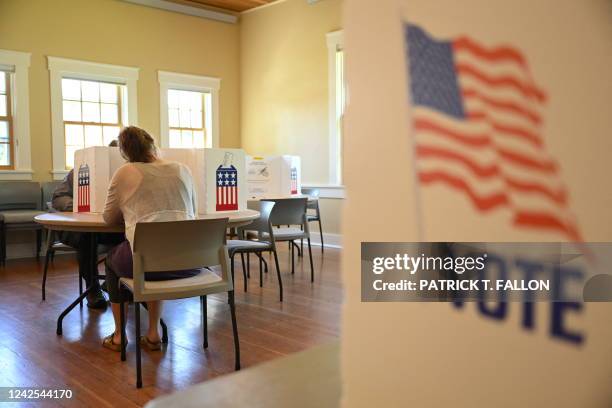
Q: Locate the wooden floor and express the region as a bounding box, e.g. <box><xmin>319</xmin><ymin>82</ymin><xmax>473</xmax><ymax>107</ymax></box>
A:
<box><xmin>0</xmin><ymin>244</ymin><xmax>342</xmax><ymax>407</ymax></box>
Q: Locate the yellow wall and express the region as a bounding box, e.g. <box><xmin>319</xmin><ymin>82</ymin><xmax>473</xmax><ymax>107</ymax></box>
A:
<box><xmin>240</xmin><ymin>0</ymin><xmax>344</xmax><ymax>235</ymax></box>
<box><xmin>240</xmin><ymin>0</ymin><xmax>342</xmax><ymax>185</ymax></box>
<box><xmin>0</xmin><ymin>0</ymin><xmax>241</xmax><ymax>182</ymax></box>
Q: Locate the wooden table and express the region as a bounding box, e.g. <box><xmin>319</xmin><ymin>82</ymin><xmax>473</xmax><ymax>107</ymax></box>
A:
<box><xmin>34</xmin><ymin>210</ymin><xmax>260</xmax><ymax>335</ymax></box>
<box><xmin>145</xmin><ymin>341</ymin><xmax>340</xmax><ymax>408</ymax></box>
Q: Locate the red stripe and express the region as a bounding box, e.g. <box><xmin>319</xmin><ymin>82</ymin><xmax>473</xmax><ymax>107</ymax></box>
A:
<box><xmin>416</xmin><ymin>145</ymin><xmax>500</xmax><ymax>177</ymax></box>
<box><xmin>419</xmin><ymin>170</ymin><xmax>509</xmax><ymax>211</ymax></box>
<box><xmin>414</xmin><ymin>117</ymin><xmax>491</xmax><ymax>147</ymax></box>
<box><xmin>453</xmin><ymin>36</ymin><xmax>529</xmax><ymax>71</ymax></box>
<box><xmin>462</xmin><ymin>88</ymin><xmax>542</xmax><ymax>126</ymax></box>
<box><xmin>513</xmin><ymin>211</ymin><xmax>581</xmax><ymax>241</ymax></box>
<box><xmin>455</xmin><ymin>62</ymin><xmax>547</xmax><ymax>103</ymax></box>
<box><xmin>496</xmin><ymin>147</ymin><xmax>557</xmax><ymax>173</ymax></box>
<box><xmin>504</xmin><ymin>176</ymin><xmax>567</xmax><ymax>206</ymax></box>
<box><xmin>467</xmin><ymin>111</ymin><xmax>543</xmax><ymax>148</ymax></box>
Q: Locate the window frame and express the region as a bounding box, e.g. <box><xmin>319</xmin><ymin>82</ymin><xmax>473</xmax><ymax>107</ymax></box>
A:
<box><xmin>158</xmin><ymin>70</ymin><xmax>220</xmax><ymax>149</ymax></box>
<box><xmin>48</xmin><ymin>56</ymin><xmax>139</xmax><ymax>180</ymax></box>
<box><xmin>0</xmin><ymin>49</ymin><xmax>32</xmax><ymax>180</ymax></box>
<box><xmin>326</xmin><ymin>30</ymin><xmax>345</xmax><ymax>187</ymax></box>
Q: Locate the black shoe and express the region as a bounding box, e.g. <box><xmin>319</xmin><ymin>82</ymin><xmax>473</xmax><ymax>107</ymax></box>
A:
<box><xmin>87</xmin><ymin>288</ymin><xmax>108</xmax><ymax>310</ymax></box>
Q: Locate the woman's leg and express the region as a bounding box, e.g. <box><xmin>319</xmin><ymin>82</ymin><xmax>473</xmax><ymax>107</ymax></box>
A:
<box><xmin>105</xmin><ymin>256</ymin><xmax>128</xmax><ymax>345</ymax></box>
<box><xmin>145</xmin><ymin>301</ymin><xmax>162</xmax><ymax>343</ymax></box>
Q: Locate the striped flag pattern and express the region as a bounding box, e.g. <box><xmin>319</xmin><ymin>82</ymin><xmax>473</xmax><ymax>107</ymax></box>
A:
<box><xmin>77</xmin><ymin>164</ymin><xmax>90</xmax><ymax>213</ymax></box>
<box><xmin>290</xmin><ymin>167</ymin><xmax>298</xmax><ymax>194</ymax></box>
<box><xmin>216</xmin><ymin>165</ymin><xmax>238</xmax><ymax>211</ymax></box>
<box><xmin>405</xmin><ymin>24</ymin><xmax>580</xmax><ymax>241</ymax></box>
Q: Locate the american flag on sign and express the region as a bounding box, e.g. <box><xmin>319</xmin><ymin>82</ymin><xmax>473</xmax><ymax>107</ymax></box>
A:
<box><xmin>405</xmin><ymin>24</ymin><xmax>580</xmax><ymax>241</ymax></box>
<box><xmin>216</xmin><ymin>164</ymin><xmax>238</xmax><ymax>211</ymax></box>
<box><xmin>77</xmin><ymin>164</ymin><xmax>90</xmax><ymax>213</ymax></box>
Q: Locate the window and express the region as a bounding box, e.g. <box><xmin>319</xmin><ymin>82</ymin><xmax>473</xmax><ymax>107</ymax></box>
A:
<box><xmin>327</xmin><ymin>30</ymin><xmax>346</xmax><ymax>186</ymax></box>
<box><xmin>158</xmin><ymin>71</ymin><xmax>220</xmax><ymax>149</ymax></box>
<box><xmin>0</xmin><ymin>71</ymin><xmax>13</xmax><ymax>168</ymax></box>
<box><xmin>0</xmin><ymin>49</ymin><xmax>32</xmax><ymax>180</ymax></box>
<box><xmin>48</xmin><ymin>57</ymin><xmax>139</xmax><ymax>179</ymax></box>
<box><xmin>167</xmin><ymin>89</ymin><xmax>206</xmax><ymax>148</ymax></box>
<box><xmin>62</xmin><ymin>78</ymin><xmax>124</xmax><ymax>168</ymax></box>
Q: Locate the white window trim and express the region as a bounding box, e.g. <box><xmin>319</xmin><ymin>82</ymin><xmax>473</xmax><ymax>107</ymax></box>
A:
<box><xmin>302</xmin><ymin>184</ymin><xmax>345</xmax><ymax>199</ymax></box>
<box><xmin>158</xmin><ymin>71</ymin><xmax>220</xmax><ymax>149</ymax></box>
<box><xmin>48</xmin><ymin>56</ymin><xmax>139</xmax><ymax>180</ymax></box>
<box><xmin>0</xmin><ymin>49</ymin><xmax>32</xmax><ymax>180</ymax></box>
<box><xmin>326</xmin><ymin>30</ymin><xmax>344</xmax><ymax>187</ymax></box>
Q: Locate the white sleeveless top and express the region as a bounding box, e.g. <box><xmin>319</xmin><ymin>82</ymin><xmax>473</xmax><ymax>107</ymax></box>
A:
<box><xmin>103</xmin><ymin>160</ymin><xmax>197</xmax><ymax>249</ymax></box>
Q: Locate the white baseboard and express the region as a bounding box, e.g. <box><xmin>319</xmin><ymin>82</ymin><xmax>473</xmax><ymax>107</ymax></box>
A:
<box><xmin>5</xmin><ymin>242</ymin><xmax>40</xmax><ymax>260</ymax></box>
<box><xmin>308</xmin><ymin>232</ymin><xmax>342</xmax><ymax>249</ymax></box>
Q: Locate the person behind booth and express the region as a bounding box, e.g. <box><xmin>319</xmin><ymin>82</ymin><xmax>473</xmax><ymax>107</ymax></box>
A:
<box><xmin>101</xmin><ymin>126</ymin><xmax>199</xmax><ymax>352</ymax></box>
<box><xmin>51</xmin><ymin>140</ymin><xmax>123</xmax><ymax>309</ymax></box>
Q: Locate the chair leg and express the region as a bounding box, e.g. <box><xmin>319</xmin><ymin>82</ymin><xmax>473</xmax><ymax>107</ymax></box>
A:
<box><xmin>293</xmin><ymin>241</ymin><xmax>302</xmax><ymax>258</ymax></box>
<box><xmin>120</xmin><ymin>301</ymin><xmax>126</xmax><ymax>361</ymax></box>
<box><xmin>246</xmin><ymin>253</ymin><xmax>251</xmax><ymax>279</ymax></box>
<box><xmin>78</xmin><ymin>271</ymin><xmax>84</xmax><ymax>308</ymax></box>
<box><xmin>228</xmin><ymin>291</ymin><xmax>241</xmax><ymax>371</ymax></box>
<box><xmin>135</xmin><ymin>302</ymin><xmax>142</xmax><ymax>388</ymax></box>
<box><xmin>36</xmin><ymin>229</ymin><xmax>42</xmax><ymax>259</ymax></box>
<box><xmin>201</xmin><ymin>295</ymin><xmax>208</xmax><ymax>348</ymax></box>
<box><xmin>290</xmin><ymin>241</ymin><xmax>295</xmax><ymax>274</ymax></box>
<box><xmin>307</xmin><ymin>239</ymin><xmax>314</xmax><ymax>283</ymax></box>
<box><xmin>301</xmin><ymin>238</ymin><xmax>304</xmax><ymax>256</ymax></box>
<box><xmin>240</xmin><ymin>253</ymin><xmax>248</xmax><ymax>279</ymax></box>
<box><xmin>42</xmin><ymin>249</ymin><xmax>53</xmax><ymax>301</ymax></box>
<box><xmin>242</xmin><ymin>253</ymin><xmax>248</xmax><ymax>293</ymax></box>
<box><xmin>160</xmin><ymin>318</ymin><xmax>168</xmax><ymax>344</ymax></box>
<box><xmin>229</xmin><ymin>255</ymin><xmax>235</xmax><ymax>304</ymax></box>
<box><xmin>318</xmin><ymin>219</ymin><xmax>324</xmax><ymax>253</ymax></box>
<box><xmin>272</xmin><ymin>250</ymin><xmax>283</xmax><ymax>302</ymax></box>
<box><xmin>259</xmin><ymin>253</ymin><xmax>263</xmax><ymax>287</ymax></box>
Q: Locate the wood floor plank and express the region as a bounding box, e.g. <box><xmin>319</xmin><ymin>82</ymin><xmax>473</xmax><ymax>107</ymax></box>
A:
<box><xmin>0</xmin><ymin>245</ymin><xmax>342</xmax><ymax>406</ymax></box>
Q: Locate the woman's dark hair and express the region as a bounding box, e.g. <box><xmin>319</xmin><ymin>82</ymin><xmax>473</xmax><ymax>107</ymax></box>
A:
<box><xmin>118</xmin><ymin>126</ymin><xmax>156</xmax><ymax>163</ymax></box>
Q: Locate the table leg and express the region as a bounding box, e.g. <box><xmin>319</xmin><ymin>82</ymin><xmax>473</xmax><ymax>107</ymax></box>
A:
<box><xmin>57</xmin><ymin>232</ymin><xmax>98</xmax><ymax>336</ymax></box>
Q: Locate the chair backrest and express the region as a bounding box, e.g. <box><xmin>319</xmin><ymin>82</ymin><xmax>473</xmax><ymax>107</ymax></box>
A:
<box><xmin>0</xmin><ymin>181</ymin><xmax>42</xmax><ymax>211</ymax></box>
<box><xmin>131</xmin><ymin>218</ymin><xmax>232</xmax><ymax>297</ymax></box>
<box><xmin>41</xmin><ymin>181</ymin><xmax>62</xmax><ymax>211</ymax></box>
<box><xmin>301</xmin><ymin>188</ymin><xmax>320</xmax><ymax>211</ymax></box>
<box><xmin>239</xmin><ymin>200</ymin><xmax>276</xmax><ymax>242</ymax></box>
<box><xmin>264</xmin><ymin>198</ymin><xmax>308</xmax><ymax>227</ymax></box>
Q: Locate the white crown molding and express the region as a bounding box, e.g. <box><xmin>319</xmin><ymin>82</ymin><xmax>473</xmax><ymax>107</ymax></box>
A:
<box><xmin>122</xmin><ymin>0</ymin><xmax>237</xmax><ymax>24</ymax></box>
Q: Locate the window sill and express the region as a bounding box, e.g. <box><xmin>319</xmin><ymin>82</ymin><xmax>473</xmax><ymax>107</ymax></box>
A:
<box><xmin>302</xmin><ymin>184</ymin><xmax>345</xmax><ymax>199</ymax></box>
<box><xmin>0</xmin><ymin>169</ymin><xmax>33</xmax><ymax>181</ymax></box>
<box><xmin>51</xmin><ymin>169</ymin><xmax>69</xmax><ymax>180</ymax></box>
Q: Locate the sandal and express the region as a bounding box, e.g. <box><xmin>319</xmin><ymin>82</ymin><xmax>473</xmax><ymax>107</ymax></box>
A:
<box><xmin>102</xmin><ymin>333</ymin><xmax>126</xmax><ymax>352</ymax></box>
<box><xmin>139</xmin><ymin>336</ymin><xmax>162</xmax><ymax>351</ymax></box>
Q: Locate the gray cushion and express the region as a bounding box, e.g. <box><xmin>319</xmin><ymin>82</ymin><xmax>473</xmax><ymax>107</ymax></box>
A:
<box><xmin>263</xmin><ymin>227</ymin><xmax>307</xmax><ymax>241</ymax></box>
<box><xmin>0</xmin><ymin>209</ymin><xmax>46</xmax><ymax>224</ymax></box>
<box><xmin>227</xmin><ymin>239</ymin><xmax>271</xmax><ymax>253</ymax></box>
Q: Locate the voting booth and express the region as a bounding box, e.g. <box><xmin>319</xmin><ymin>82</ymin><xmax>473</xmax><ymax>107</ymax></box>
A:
<box><xmin>160</xmin><ymin>148</ymin><xmax>247</xmax><ymax>214</ymax></box>
<box><xmin>246</xmin><ymin>155</ymin><xmax>301</xmax><ymax>198</ymax></box>
<box><xmin>73</xmin><ymin>146</ymin><xmax>124</xmax><ymax>213</ymax></box>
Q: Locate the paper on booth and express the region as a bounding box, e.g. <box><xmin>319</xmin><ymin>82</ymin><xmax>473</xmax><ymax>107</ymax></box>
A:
<box><xmin>73</xmin><ymin>146</ymin><xmax>125</xmax><ymax>213</ymax></box>
<box><xmin>160</xmin><ymin>148</ymin><xmax>247</xmax><ymax>214</ymax></box>
<box><xmin>246</xmin><ymin>155</ymin><xmax>301</xmax><ymax>198</ymax></box>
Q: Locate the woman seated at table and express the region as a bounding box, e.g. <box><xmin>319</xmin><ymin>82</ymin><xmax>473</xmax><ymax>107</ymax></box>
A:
<box><xmin>102</xmin><ymin>126</ymin><xmax>199</xmax><ymax>352</ymax></box>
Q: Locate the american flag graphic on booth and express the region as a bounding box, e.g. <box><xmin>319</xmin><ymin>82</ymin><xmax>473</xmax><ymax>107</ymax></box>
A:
<box><xmin>77</xmin><ymin>164</ymin><xmax>91</xmax><ymax>213</ymax></box>
<box><xmin>216</xmin><ymin>153</ymin><xmax>238</xmax><ymax>211</ymax></box>
<box><xmin>290</xmin><ymin>167</ymin><xmax>298</xmax><ymax>194</ymax></box>
<box><xmin>405</xmin><ymin>24</ymin><xmax>580</xmax><ymax>241</ymax></box>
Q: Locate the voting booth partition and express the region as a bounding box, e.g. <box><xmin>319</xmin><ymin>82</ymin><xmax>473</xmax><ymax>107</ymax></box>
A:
<box><xmin>246</xmin><ymin>155</ymin><xmax>302</xmax><ymax>198</ymax></box>
<box><xmin>73</xmin><ymin>146</ymin><xmax>125</xmax><ymax>213</ymax></box>
<box><xmin>160</xmin><ymin>148</ymin><xmax>247</xmax><ymax>214</ymax></box>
